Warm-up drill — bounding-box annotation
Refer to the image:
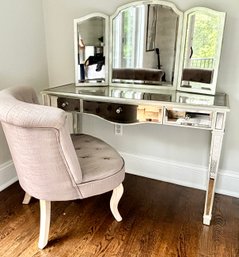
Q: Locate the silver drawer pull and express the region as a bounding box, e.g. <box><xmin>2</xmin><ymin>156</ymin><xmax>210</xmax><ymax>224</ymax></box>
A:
<box><xmin>61</xmin><ymin>102</ymin><xmax>69</xmax><ymax>108</ymax></box>
<box><xmin>116</xmin><ymin>107</ymin><xmax>123</xmax><ymax>114</ymax></box>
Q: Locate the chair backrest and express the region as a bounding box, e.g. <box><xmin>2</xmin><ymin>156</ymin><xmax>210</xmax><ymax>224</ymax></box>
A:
<box><xmin>0</xmin><ymin>86</ymin><xmax>83</xmax><ymax>201</ymax></box>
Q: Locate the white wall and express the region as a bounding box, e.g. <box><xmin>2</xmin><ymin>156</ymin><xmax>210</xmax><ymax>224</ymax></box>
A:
<box><xmin>0</xmin><ymin>0</ymin><xmax>49</xmax><ymax>188</ymax></box>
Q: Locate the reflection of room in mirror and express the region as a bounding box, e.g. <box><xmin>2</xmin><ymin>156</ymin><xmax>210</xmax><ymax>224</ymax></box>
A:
<box><xmin>185</xmin><ymin>12</ymin><xmax>221</xmax><ymax>70</ymax></box>
<box><xmin>137</xmin><ymin>105</ymin><xmax>162</xmax><ymax>122</ymax></box>
<box><xmin>154</xmin><ymin>5</ymin><xmax>178</xmax><ymax>83</ymax></box>
<box><xmin>112</xmin><ymin>3</ymin><xmax>179</xmax><ymax>86</ymax></box>
<box><xmin>177</xmin><ymin>92</ymin><xmax>215</xmax><ymax>106</ymax></box>
<box><xmin>181</xmin><ymin>9</ymin><xmax>225</xmax><ymax>92</ymax></box>
<box><xmin>77</xmin><ymin>16</ymin><xmax>106</xmax><ymax>83</ymax></box>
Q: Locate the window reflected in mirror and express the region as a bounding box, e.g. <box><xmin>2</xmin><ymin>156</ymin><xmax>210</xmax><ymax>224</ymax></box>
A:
<box><xmin>180</xmin><ymin>8</ymin><xmax>225</xmax><ymax>94</ymax></box>
<box><xmin>111</xmin><ymin>3</ymin><xmax>182</xmax><ymax>87</ymax></box>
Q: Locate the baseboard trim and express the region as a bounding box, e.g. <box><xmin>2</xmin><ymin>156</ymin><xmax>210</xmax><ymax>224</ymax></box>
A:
<box><xmin>1</xmin><ymin>154</ymin><xmax>239</xmax><ymax>199</ymax></box>
<box><xmin>0</xmin><ymin>161</ymin><xmax>18</xmax><ymax>191</ymax></box>
<box><xmin>120</xmin><ymin>152</ymin><xmax>239</xmax><ymax>199</ymax></box>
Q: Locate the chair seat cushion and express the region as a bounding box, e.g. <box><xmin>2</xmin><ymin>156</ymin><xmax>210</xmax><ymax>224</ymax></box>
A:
<box><xmin>71</xmin><ymin>134</ymin><xmax>124</xmax><ymax>183</ymax></box>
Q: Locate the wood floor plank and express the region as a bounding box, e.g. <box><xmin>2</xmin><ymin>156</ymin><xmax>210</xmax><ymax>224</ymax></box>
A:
<box><xmin>0</xmin><ymin>174</ymin><xmax>239</xmax><ymax>257</ymax></box>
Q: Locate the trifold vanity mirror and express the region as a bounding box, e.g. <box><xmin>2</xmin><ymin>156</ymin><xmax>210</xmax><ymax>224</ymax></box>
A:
<box><xmin>74</xmin><ymin>1</ymin><xmax>225</xmax><ymax>95</ymax></box>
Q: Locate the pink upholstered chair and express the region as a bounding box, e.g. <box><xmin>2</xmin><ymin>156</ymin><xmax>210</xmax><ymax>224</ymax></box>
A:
<box><xmin>0</xmin><ymin>86</ymin><xmax>125</xmax><ymax>249</ymax></box>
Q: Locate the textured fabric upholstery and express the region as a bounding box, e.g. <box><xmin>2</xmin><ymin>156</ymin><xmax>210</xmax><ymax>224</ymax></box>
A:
<box><xmin>71</xmin><ymin>134</ymin><xmax>124</xmax><ymax>182</ymax></box>
<box><xmin>0</xmin><ymin>86</ymin><xmax>125</xmax><ymax>201</ymax></box>
<box><xmin>71</xmin><ymin>134</ymin><xmax>124</xmax><ymax>198</ymax></box>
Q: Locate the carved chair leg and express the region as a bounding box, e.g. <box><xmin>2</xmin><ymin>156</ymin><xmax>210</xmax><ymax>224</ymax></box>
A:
<box><xmin>110</xmin><ymin>183</ymin><xmax>124</xmax><ymax>222</ymax></box>
<box><xmin>38</xmin><ymin>200</ymin><xmax>51</xmax><ymax>249</ymax></box>
<box><xmin>22</xmin><ymin>192</ymin><xmax>32</xmax><ymax>205</ymax></box>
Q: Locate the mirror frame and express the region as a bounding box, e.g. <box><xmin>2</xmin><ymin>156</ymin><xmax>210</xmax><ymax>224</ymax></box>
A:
<box><xmin>74</xmin><ymin>13</ymin><xmax>109</xmax><ymax>86</ymax></box>
<box><xmin>109</xmin><ymin>0</ymin><xmax>183</xmax><ymax>90</ymax></box>
<box><xmin>73</xmin><ymin>3</ymin><xmax>226</xmax><ymax>96</ymax></box>
<box><xmin>177</xmin><ymin>7</ymin><xmax>226</xmax><ymax>95</ymax></box>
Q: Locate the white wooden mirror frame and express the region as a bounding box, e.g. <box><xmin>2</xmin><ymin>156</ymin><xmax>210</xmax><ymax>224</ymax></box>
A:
<box><xmin>109</xmin><ymin>0</ymin><xmax>183</xmax><ymax>91</ymax></box>
<box><xmin>177</xmin><ymin>7</ymin><xmax>226</xmax><ymax>95</ymax></box>
<box><xmin>74</xmin><ymin>13</ymin><xmax>109</xmax><ymax>86</ymax></box>
<box><xmin>74</xmin><ymin>1</ymin><xmax>226</xmax><ymax>95</ymax></box>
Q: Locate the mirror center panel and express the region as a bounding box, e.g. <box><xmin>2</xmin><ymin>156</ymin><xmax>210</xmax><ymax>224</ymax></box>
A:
<box><xmin>111</xmin><ymin>2</ymin><xmax>183</xmax><ymax>88</ymax></box>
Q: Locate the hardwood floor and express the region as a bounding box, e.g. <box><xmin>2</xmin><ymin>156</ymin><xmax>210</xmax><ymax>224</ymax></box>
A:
<box><xmin>0</xmin><ymin>174</ymin><xmax>239</xmax><ymax>257</ymax></box>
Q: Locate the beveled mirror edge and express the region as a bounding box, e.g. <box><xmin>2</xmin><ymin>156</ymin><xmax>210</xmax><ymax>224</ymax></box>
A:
<box><xmin>74</xmin><ymin>12</ymin><xmax>109</xmax><ymax>86</ymax></box>
<box><xmin>108</xmin><ymin>0</ymin><xmax>183</xmax><ymax>90</ymax></box>
<box><xmin>177</xmin><ymin>7</ymin><xmax>226</xmax><ymax>95</ymax></box>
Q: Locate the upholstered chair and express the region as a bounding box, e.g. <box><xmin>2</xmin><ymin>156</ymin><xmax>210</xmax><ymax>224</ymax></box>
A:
<box><xmin>0</xmin><ymin>86</ymin><xmax>125</xmax><ymax>249</ymax></box>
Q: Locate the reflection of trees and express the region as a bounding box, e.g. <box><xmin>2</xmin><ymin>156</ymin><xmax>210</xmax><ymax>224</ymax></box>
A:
<box><xmin>193</xmin><ymin>13</ymin><xmax>220</xmax><ymax>59</ymax></box>
<box><xmin>122</xmin><ymin>10</ymin><xmax>134</xmax><ymax>66</ymax></box>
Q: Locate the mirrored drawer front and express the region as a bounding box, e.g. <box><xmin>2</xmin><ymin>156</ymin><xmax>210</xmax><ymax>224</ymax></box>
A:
<box><xmin>137</xmin><ymin>105</ymin><xmax>162</xmax><ymax>123</ymax></box>
<box><xmin>83</xmin><ymin>101</ymin><xmax>138</xmax><ymax>123</ymax></box>
<box><xmin>164</xmin><ymin>108</ymin><xmax>213</xmax><ymax>128</ymax></box>
<box><xmin>57</xmin><ymin>97</ymin><xmax>80</xmax><ymax>111</ymax></box>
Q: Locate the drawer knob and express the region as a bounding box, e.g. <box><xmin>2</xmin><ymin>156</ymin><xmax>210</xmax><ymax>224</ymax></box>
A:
<box><xmin>61</xmin><ymin>102</ymin><xmax>69</xmax><ymax>108</ymax></box>
<box><xmin>116</xmin><ymin>107</ymin><xmax>123</xmax><ymax>114</ymax></box>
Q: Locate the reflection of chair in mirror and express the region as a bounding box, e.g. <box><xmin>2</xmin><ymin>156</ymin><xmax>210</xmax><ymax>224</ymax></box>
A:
<box><xmin>112</xmin><ymin>68</ymin><xmax>165</xmax><ymax>84</ymax></box>
<box><xmin>182</xmin><ymin>68</ymin><xmax>214</xmax><ymax>86</ymax></box>
<box><xmin>0</xmin><ymin>86</ymin><xmax>125</xmax><ymax>249</ymax></box>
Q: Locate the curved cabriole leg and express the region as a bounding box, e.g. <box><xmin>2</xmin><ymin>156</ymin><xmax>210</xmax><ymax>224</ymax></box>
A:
<box><xmin>38</xmin><ymin>200</ymin><xmax>51</xmax><ymax>249</ymax></box>
<box><xmin>22</xmin><ymin>192</ymin><xmax>32</xmax><ymax>205</ymax></box>
<box><xmin>110</xmin><ymin>183</ymin><xmax>124</xmax><ymax>222</ymax></box>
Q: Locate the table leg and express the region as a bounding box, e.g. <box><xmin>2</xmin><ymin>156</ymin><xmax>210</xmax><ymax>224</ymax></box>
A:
<box><xmin>203</xmin><ymin>130</ymin><xmax>224</xmax><ymax>225</ymax></box>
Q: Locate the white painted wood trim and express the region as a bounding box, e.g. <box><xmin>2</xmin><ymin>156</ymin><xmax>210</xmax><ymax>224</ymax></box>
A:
<box><xmin>120</xmin><ymin>151</ymin><xmax>239</xmax><ymax>198</ymax></box>
<box><xmin>74</xmin><ymin>13</ymin><xmax>109</xmax><ymax>86</ymax></box>
<box><xmin>109</xmin><ymin>0</ymin><xmax>183</xmax><ymax>90</ymax></box>
<box><xmin>22</xmin><ymin>193</ymin><xmax>32</xmax><ymax>205</ymax></box>
<box><xmin>110</xmin><ymin>183</ymin><xmax>124</xmax><ymax>222</ymax></box>
<box><xmin>38</xmin><ymin>200</ymin><xmax>51</xmax><ymax>249</ymax></box>
<box><xmin>0</xmin><ymin>160</ymin><xmax>18</xmax><ymax>191</ymax></box>
<box><xmin>1</xmin><ymin>155</ymin><xmax>239</xmax><ymax>199</ymax></box>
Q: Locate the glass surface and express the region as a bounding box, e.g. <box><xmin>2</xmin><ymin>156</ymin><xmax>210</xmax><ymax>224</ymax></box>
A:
<box><xmin>44</xmin><ymin>84</ymin><xmax>228</xmax><ymax>108</ymax></box>
<box><xmin>112</xmin><ymin>3</ymin><xmax>180</xmax><ymax>86</ymax></box>
<box><xmin>75</xmin><ymin>16</ymin><xmax>106</xmax><ymax>84</ymax></box>
<box><xmin>180</xmin><ymin>9</ymin><xmax>225</xmax><ymax>92</ymax></box>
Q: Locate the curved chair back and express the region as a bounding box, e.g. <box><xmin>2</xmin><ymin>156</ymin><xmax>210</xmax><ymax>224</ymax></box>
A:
<box><xmin>0</xmin><ymin>87</ymin><xmax>83</xmax><ymax>201</ymax></box>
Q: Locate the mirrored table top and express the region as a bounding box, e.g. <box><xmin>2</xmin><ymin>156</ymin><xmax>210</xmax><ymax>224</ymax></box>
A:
<box><xmin>42</xmin><ymin>84</ymin><xmax>229</xmax><ymax>111</ymax></box>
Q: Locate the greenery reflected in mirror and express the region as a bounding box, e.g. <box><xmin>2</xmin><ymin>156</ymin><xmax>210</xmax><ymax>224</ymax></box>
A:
<box><xmin>180</xmin><ymin>8</ymin><xmax>225</xmax><ymax>94</ymax></box>
<box><xmin>111</xmin><ymin>3</ymin><xmax>182</xmax><ymax>87</ymax></box>
<box><xmin>187</xmin><ymin>13</ymin><xmax>220</xmax><ymax>68</ymax></box>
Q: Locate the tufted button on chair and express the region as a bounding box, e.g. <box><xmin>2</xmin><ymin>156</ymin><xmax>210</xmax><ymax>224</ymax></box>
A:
<box><xmin>0</xmin><ymin>86</ymin><xmax>125</xmax><ymax>249</ymax></box>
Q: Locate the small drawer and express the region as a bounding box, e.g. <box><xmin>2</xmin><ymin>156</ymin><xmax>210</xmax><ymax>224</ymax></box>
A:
<box><xmin>137</xmin><ymin>105</ymin><xmax>162</xmax><ymax>123</ymax></box>
<box><xmin>57</xmin><ymin>98</ymin><xmax>80</xmax><ymax>112</ymax></box>
<box><xmin>164</xmin><ymin>108</ymin><xmax>213</xmax><ymax>128</ymax></box>
<box><xmin>83</xmin><ymin>101</ymin><xmax>138</xmax><ymax>123</ymax></box>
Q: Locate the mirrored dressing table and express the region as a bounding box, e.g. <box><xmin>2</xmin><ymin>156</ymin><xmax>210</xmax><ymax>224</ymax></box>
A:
<box><xmin>42</xmin><ymin>0</ymin><xmax>230</xmax><ymax>226</ymax></box>
<box><xmin>42</xmin><ymin>84</ymin><xmax>229</xmax><ymax>226</ymax></box>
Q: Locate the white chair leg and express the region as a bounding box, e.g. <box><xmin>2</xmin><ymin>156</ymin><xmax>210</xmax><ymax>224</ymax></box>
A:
<box><xmin>110</xmin><ymin>183</ymin><xmax>124</xmax><ymax>222</ymax></box>
<box><xmin>38</xmin><ymin>200</ymin><xmax>51</xmax><ymax>249</ymax></box>
<box><xmin>22</xmin><ymin>192</ymin><xmax>32</xmax><ymax>205</ymax></box>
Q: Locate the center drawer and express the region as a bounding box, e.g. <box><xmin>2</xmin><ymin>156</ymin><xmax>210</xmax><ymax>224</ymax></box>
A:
<box><xmin>83</xmin><ymin>101</ymin><xmax>138</xmax><ymax>123</ymax></box>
